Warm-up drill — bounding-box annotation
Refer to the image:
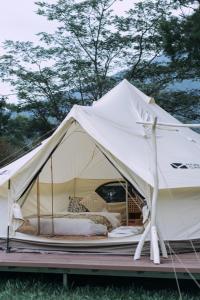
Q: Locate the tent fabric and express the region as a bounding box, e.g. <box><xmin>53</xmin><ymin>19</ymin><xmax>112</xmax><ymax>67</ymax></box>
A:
<box><xmin>0</xmin><ymin>79</ymin><xmax>200</xmax><ymax>242</ymax></box>
<box><xmin>1</xmin><ymin>79</ymin><xmax>200</xmax><ymax>196</ymax></box>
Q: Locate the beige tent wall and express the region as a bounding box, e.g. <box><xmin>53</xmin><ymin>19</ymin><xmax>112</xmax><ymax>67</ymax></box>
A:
<box><xmin>38</xmin><ymin>125</ymin><xmax>122</xmax><ymax>183</ymax></box>
<box><xmin>157</xmin><ymin>187</ymin><xmax>200</xmax><ymax>240</ymax></box>
<box><xmin>0</xmin><ymin>198</ymin><xmax>8</xmax><ymax>237</ymax></box>
<box><xmin>0</xmin><ymin>183</ymin><xmax>9</xmax><ymax>237</ymax></box>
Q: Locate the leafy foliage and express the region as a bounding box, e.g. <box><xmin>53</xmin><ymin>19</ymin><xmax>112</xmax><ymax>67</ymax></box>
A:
<box><xmin>0</xmin><ymin>99</ymin><xmax>29</xmax><ymax>167</ymax></box>
<box><xmin>0</xmin><ymin>0</ymin><xmax>200</xmax><ymax>166</ymax></box>
<box><xmin>159</xmin><ymin>0</ymin><xmax>200</xmax><ymax>79</ymax></box>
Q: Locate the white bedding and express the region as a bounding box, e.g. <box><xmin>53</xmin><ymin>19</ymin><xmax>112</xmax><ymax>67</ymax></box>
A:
<box><xmin>28</xmin><ymin>217</ymin><xmax>107</xmax><ymax>236</ymax></box>
<box><xmin>20</xmin><ymin>212</ymin><xmax>121</xmax><ymax>236</ymax></box>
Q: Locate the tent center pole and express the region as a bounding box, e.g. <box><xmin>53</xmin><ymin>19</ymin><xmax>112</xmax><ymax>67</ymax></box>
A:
<box><xmin>37</xmin><ymin>176</ymin><xmax>41</xmax><ymax>235</ymax></box>
<box><xmin>51</xmin><ymin>156</ymin><xmax>54</xmax><ymax>236</ymax></box>
<box><xmin>150</xmin><ymin>117</ymin><xmax>160</xmax><ymax>264</ymax></box>
<box><xmin>6</xmin><ymin>179</ymin><xmax>11</xmax><ymax>253</ymax></box>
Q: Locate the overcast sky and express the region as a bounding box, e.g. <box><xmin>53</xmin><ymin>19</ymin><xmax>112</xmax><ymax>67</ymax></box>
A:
<box><xmin>0</xmin><ymin>0</ymin><xmax>136</xmax><ymax>102</ymax></box>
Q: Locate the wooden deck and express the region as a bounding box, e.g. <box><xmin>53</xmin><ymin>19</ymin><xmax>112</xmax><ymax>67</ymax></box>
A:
<box><xmin>0</xmin><ymin>250</ymin><xmax>200</xmax><ymax>285</ymax></box>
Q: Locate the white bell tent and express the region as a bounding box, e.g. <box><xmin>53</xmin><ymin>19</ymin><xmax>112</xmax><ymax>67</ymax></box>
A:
<box><xmin>1</xmin><ymin>79</ymin><xmax>200</xmax><ymax>262</ymax></box>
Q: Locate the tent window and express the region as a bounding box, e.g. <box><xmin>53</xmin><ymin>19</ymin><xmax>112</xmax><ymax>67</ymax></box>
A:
<box><xmin>96</xmin><ymin>182</ymin><xmax>126</xmax><ymax>203</ymax></box>
<box><xmin>96</xmin><ymin>181</ymin><xmax>145</xmax><ymax>204</ymax></box>
<box><xmin>96</xmin><ymin>181</ymin><xmax>144</xmax><ymax>226</ymax></box>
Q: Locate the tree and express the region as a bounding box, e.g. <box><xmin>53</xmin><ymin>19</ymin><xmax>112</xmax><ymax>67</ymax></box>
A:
<box><xmin>0</xmin><ymin>1</ymin><xmax>175</xmax><ymax>114</ymax></box>
<box><xmin>0</xmin><ymin>98</ymin><xmax>29</xmax><ymax>167</ymax></box>
<box><xmin>0</xmin><ymin>41</ymin><xmax>78</xmax><ymax>131</ymax></box>
<box><xmin>1</xmin><ymin>0</ymin><xmax>198</xmax><ymax>159</ymax></box>
<box><xmin>159</xmin><ymin>0</ymin><xmax>200</xmax><ymax>79</ymax></box>
<box><xmin>37</xmin><ymin>0</ymin><xmax>175</xmax><ymax>97</ymax></box>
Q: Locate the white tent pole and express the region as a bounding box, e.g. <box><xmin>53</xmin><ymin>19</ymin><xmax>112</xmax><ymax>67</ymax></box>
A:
<box><xmin>150</xmin><ymin>240</ymin><xmax>154</xmax><ymax>261</ymax></box>
<box><xmin>125</xmin><ymin>181</ymin><xmax>129</xmax><ymax>226</ymax></box>
<box><xmin>134</xmin><ymin>222</ymin><xmax>150</xmax><ymax>260</ymax></box>
<box><xmin>50</xmin><ymin>156</ymin><xmax>54</xmax><ymax>236</ymax></box>
<box><xmin>151</xmin><ymin>117</ymin><xmax>160</xmax><ymax>264</ymax></box>
<box><xmin>36</xmin><ymin>176</ymin><xmax>40</xmax><ymax>235</ymax></box>
<box><xmin>136</xmin><ymin>121</ymin><xmax>200</xmax><ymax>128</ymax></box>
<box><xmin>150</xmin><ymin>118</ymin><xmax>168</xmax><ymax>261</ymax></box>
<box><xmin>134</xmin><ymin>117</ymin><xmax>167</xmax><ymax>263</ymax></box>
<box><xmin>157</xmin><ymin>225</ymin><xmax>168</xmax><ymax>258</ymax></box>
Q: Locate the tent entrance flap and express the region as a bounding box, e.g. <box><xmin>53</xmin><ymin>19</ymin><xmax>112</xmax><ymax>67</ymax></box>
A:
<box><xmin>18</xmin><ymin>122</ymin><xmax>148</xmax><ymax>218</ymax></box>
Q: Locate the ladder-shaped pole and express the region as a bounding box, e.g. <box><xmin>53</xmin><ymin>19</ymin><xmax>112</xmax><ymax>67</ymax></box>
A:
<box><xmin>134</xmin><ymin>117</ymin><xmax>167</xmax><ymax>264</ymax></box>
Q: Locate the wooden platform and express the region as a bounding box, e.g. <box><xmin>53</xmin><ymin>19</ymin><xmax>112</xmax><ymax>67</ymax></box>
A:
<box><xmin>0</xmin><ymin>250</ymin><xmax>200</xmax><ymax>286</ymax></box>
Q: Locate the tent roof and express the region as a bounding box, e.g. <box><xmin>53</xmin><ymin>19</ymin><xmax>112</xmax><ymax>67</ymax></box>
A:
<box><xmin>1</xmin><ymin>79</ymin><xmax>200</xmax><ymax>198</ymax></box>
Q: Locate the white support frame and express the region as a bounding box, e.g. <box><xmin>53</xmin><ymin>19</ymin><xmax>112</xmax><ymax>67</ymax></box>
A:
<box><xmin>137</xmin><ymin>121</ymin><xmax>200</xmax><ymax>128</ymax></box>
<box><xmin>125</xmin><ymin>181</ymin><xmax>129</xmax><ymax>226</ymax></box>
<box><xmin>134</xmin><ymin>119</ymin><xmax>200</xmax><ymax>264</ymax></box>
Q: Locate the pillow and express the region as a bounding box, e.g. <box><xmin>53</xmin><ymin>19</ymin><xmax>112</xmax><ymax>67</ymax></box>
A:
<box><xmin>16</xmin><ymin>219</ymin><xmax>37</xmax><ymax>235</ymax></box>
<box><xmin>80</xmin><ymin>192</ymin><xmax>107</xmax><ymax>212</ymax></box>
<box><xmin>68</xmin><ymin>197</ymin><xmax>89</xmax><ymax>213</ymax></box>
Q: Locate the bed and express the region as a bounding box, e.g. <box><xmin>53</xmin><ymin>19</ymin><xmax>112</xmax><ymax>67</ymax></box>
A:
<box><xmin>16</xmin><ymin>212</ymin><xmax>121</xmax><ymax>236</ymax></box>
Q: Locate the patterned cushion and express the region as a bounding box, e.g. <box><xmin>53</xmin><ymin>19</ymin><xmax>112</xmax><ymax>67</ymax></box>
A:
<box><xmin>80</xmin><ymin>192</ymin><xmax>107</xmax><ymax>212</ymax></box>
<box><xmin>68</xmin><ymin>197</ymin><xmax>89</xmax><ymax>213</ymax></box>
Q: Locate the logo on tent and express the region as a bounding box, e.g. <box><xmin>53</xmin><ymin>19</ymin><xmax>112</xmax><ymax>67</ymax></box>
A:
<box><xmin>171</xmin><ymin>163</ymin><xmax>200</xmax><ymax>169</ymax></box>
<box><xmin>171</xmin><ymin>163</ymin><xmax>188</xmax><ymax>169</ymax></box>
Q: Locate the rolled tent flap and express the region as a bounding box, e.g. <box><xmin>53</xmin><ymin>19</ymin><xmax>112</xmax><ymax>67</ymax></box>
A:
<box><xmin>12</xmin><ymin>203</ymin><xmax>23</xmax><ymax>220</ymax></box>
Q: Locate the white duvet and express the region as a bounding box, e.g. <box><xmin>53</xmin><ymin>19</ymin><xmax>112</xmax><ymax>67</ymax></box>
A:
<box><xmin>28</xmin><ymin>217</ymin><xmax>107</xmax><ymax>236</ymax></box>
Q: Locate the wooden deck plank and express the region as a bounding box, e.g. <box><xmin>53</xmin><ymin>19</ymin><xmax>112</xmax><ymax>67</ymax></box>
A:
<box><xmin>0</xmin><ymin>251</ymin><xmax>199</xmax><ymax>274</ymax></box>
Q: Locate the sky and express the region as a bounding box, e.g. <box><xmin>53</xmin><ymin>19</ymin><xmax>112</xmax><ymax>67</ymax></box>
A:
<box><xmin>0</xmin><ymin>0</ymin><xmax>56</xmax><ymax>48</ymax></box>
<box><xmin>0</xmin><ymin>0</ymin><xmax>136</xmax><ymax>102</ymax></box>
<box><xmin>0</xmin><ymin>0</ymin><xmax>56</xmax><ymax>101</ymax></box>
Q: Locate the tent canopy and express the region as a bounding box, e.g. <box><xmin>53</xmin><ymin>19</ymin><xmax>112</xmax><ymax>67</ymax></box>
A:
<box><xmin>1</xmin><ymin>79</ymin><xmax>200</xmax><ymax>203</ymax></box>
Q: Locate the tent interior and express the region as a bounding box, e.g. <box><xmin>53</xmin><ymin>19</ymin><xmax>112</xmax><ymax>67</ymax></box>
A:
<box><xmin>14</xmin><ymin>122</ymin><xmax>146</xmax><ymax>241</ymax></box>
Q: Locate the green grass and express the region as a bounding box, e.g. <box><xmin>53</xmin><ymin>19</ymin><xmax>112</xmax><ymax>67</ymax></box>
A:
<box><xmin>0</xmin><ymin>275</ymin><xmax>199</xmax><ymax>300</ymax></box>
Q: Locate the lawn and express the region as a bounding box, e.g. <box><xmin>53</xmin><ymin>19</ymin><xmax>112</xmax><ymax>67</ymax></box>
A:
<box><xmin>0</xmin><ymin>274</ymin><xmax>199</xmax><ymax>300</ymax></box>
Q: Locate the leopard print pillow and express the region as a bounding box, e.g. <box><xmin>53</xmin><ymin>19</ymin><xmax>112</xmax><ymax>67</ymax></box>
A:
<box><xmin>68</xmin><ymin>197</ymin><xmax>89</xmax><ymax>213</ymax></box>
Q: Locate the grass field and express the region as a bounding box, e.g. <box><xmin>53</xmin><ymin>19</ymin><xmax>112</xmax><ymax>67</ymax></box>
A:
<box><xmin>0</xmin><ymin>274</ymin><xmax>199</xmax><ymax>300</ymax></box>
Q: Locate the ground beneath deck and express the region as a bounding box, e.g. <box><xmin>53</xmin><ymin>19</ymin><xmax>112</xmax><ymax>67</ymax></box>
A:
<box><xmin>0</xmin><ymin>250</ymin><xmax>199</xmax><ymax>280</ymax></box>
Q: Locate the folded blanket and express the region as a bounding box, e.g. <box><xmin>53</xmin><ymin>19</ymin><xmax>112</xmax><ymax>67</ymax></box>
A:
<box><xmin>61</xmin><ymin>213</ymin><xmax>113</xmax><ymax>231</ymax></box>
